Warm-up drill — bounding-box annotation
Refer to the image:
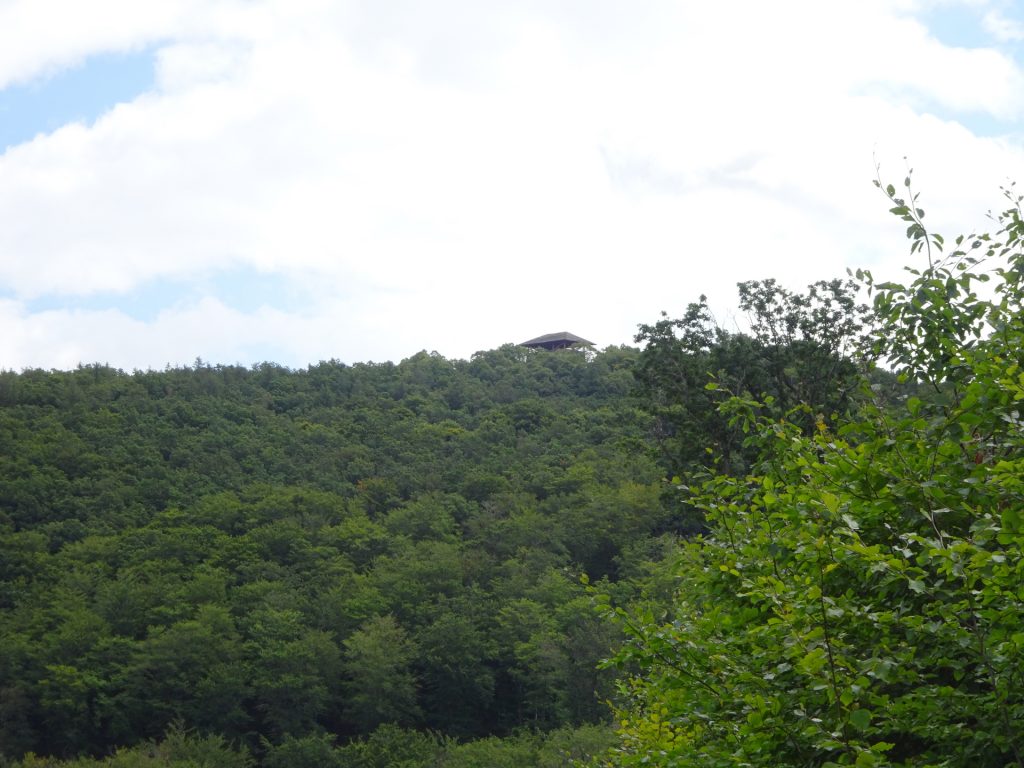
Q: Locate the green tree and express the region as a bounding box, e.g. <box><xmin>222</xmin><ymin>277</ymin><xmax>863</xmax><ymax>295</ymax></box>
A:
<box><xmin>245</xmin><ymin>607</ymin><xmax>340</xmax><ymax>739</ymax></box>
<box><xmin>633</xmin><ymin>279</ymin><xmax>866</xmax><ymax>481</ymax></box>
<box><xmin>333</xmin><ymin>724</ymin><xmax>444</xmax><ymax>768</ymax></box>
<box><xmin>604</xmin><ymin>179</ymin><xmax>1024</xmax><ymax>766</ymax></box>
<box><xmin>341</xmin><ymin>615</ymin><xmax>421</xmax><ymax>732</ymax></box>
<box><xmin>116</xmin><ymin>605</ymin><xmax>249</xmax><ymax>741</ymax></box>
<box><xmin>416</xmin><ymin>610</ymin><xmax>495</xmax><ymax>736</ymax></box>
<box><xmin>262</xmin><ymin>732</ymin><xmax>343</xmax><ymax>768</ymax></box>
<box><xmin>12</xmin><ymin>724</ymin><xmax>252</xmax><ymax>767</ymax></box>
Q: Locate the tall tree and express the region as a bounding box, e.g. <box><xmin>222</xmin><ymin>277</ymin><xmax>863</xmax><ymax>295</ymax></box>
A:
<box><xmin>605</xmin><ymin>178</ymin><xmax>1024</xmax><ymax>766</ymax></box>
<box><xmin>341</xmin><ymin>615</ymin><xmax>421</xmax><ymax>732</ymax></box>
<box><xmin>633</xmin><ymin>279</ymin><xmax>866</xmax><ymax>480</ymax></box>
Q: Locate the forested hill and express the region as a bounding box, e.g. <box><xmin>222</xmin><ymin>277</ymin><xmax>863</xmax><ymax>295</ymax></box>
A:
<box><xmin>6</xmin><ymin>186</ymin><xmax>1022</xmax><ymax>767</ymax></box>
<box><xmin>0</xmin><ymin>345</ymin><xmax>667</xmax><ymax>765</ymax></box>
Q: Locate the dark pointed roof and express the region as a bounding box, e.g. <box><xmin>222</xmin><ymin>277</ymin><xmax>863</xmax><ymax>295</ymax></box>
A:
<box><xmin>520</xmin><ymin>331</ymin><xmax>594</xmax><ymax>350</ymax></box>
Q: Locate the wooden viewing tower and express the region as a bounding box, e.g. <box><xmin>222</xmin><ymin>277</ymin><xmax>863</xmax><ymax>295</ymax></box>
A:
<box><xmin>520</xmin><ymin>331</ymin><xmax>594</xmax><ymax>351</ymax></box>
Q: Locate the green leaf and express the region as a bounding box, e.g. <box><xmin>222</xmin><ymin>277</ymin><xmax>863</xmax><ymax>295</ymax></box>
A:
<box><xmin>1002</xmin><ymin>507</ymin><xmax>1022</xmax><ymax>533</ymax></box>
<box><xmin>821</xmin><ymin>492</ymin><xmax>839</xmax><ymax>514</ymax></box>
<box><xmin>850</xmin><ymin>708</ymin><xmax>872</xmax><ymax>730</ymax></box>
<box><xmin>798</xmin><ymin>647</ymin><xmax>827</xmax><ymax>675</ymax></box>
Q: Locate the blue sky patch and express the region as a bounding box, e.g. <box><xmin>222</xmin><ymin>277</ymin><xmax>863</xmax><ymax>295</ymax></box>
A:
<box><xmin>911</xmin><ymin>4</ymin><xmax>1024</xmax><ymax>137</ymax></box>
<box><xmin>0</xmin><ymin>48</ymin><xmax>156</xmax><ymax>151</ymax></box>
<box><xmin>203</xmin><ymin>267</ymin><xmax>308</xmax><ymax>315</ymax></box>
<box><xmin>920</xmin><ymin>3</ymin><xmax>992</xmax><ymax>51</ymax></box>
<box><xmin>21</xmin><ymin>267</ymin><xmax>308</xmax><ymax>323</ymax></box>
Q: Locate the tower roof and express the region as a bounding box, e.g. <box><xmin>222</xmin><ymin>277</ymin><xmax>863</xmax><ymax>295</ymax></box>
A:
<box><xmin>520</xmin><ymin>331</ymin><xmax>594</xmax><ymax>350</ymax></box>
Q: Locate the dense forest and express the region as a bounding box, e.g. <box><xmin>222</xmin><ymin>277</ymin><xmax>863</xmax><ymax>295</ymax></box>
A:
<box><xmin>0</xmin><ymin>342</ymin><xmax>668</xmax><ymax>766</ymax></box>
<box><xmin>3</xmin><ymin>179</ymin><xmax>1024</xmax><ymax>767</ymax></box>
<box><xmin>0</xmin><ymin>271</ymin><xmax>871</xmax><ymax>767</ymax></box>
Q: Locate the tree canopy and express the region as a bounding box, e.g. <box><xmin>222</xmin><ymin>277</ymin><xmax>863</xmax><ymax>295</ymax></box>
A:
<box><xmin>603</xmin><ymin>176</ymin><xmax>1024</xmax><ymax>766</ymax></box>
<box><xmin>0</xmin><ymin>345</ymin><xmax>653</xmax><ymax>766</ymax></box>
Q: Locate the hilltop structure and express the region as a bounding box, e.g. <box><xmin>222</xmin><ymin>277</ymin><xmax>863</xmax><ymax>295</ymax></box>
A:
<box><xmin>520</xmin><ymin>331</ymin><xmax>594</xmax><ymax>351</ymax></box>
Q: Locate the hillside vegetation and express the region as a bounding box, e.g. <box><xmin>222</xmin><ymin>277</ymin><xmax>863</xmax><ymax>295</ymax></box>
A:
<box><xmin>0</xmin><ymin>344</ymin><xmax>666</xmax><ymax>766</ymax></box>
<box><xmin>5</xmin><ymin>178</ymin><xmax>1024</xmax><ymax>767</ymax></box>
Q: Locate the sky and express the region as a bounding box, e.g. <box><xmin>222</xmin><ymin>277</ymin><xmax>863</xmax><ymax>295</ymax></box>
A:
<box><xmin>2</xmin><ymin>0</ymin><xmax>1024</xmax><ymax>371</ymax></box>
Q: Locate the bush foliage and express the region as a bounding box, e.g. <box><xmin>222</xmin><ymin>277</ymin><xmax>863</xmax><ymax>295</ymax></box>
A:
<box><xmin>603</xmin><ymin>178</ymin><xmax>1024</xmax><ymax>765</ymax></box>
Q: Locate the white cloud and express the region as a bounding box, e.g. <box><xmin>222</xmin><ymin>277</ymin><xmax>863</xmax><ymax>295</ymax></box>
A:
<box><xmin>0</xmin><ymin>0</ymin><xmax>188</xmax><ymax>89</ymax></box>
<box><xmin>983</xmin><ymin>9</ymin><xmax>1024</xmax><ymax>42</ymax></box>
<box><xmin>2</xmin><ymin>0</ymin><xmax>1024</xmax><ymax>368</ymax></box>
